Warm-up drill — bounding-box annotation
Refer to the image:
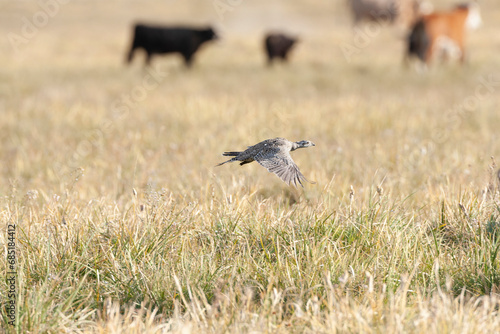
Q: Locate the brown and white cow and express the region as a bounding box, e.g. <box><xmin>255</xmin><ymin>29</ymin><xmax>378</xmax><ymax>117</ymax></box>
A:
<box><xmin>406</xmin><ymin>2</ymin><xmax>482</xmax><ymax>65</ymax></box>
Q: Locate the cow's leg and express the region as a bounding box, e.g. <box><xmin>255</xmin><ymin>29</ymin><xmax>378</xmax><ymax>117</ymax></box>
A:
<box><xmin>266</xmin><ymin>53</ymin><xmax>274</xmax><ymax>66</ymax></box>
<box><xmin>459</xmin><ymin>50</ymin><xmax>466</xmax><ymax>64</ymax></box>
<box><xmin>440</xmin><ymin>44</ymin><xmax>449</xmax><ymax>64</ymax></box>
<box><xmin>459</xmin><ymin>45</ymin><xmax>466</xmax><ymax>64</ymax></box>
<box><xmin>183</xmin><ymin>53</ymin><xmax>194</xmax><ymax>67</ymax></box>
<box><xmin>424</xmin><ymin>39</ymin><xmax>435</xmax><ymax>65</ymax></box>
<box><xmin>145</xmin><ymin>52</ymin><xmax>153</xmax><ymax>66</ymax></box>
<box><xmin>126</xmin><ymin>46</ymin><xmax>136</xmax><ymax>64</ymax></box>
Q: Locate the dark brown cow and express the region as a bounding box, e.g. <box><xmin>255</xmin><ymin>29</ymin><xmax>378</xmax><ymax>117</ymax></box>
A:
<box><xmin>264</xmin><ymin>33</ymin><xmax>298</xmax><ymax>65</ymax></box>
<box><xmin>348</xmin><ymin>0</ymin><xmax>428</xmax><ymax>28</ymax></box>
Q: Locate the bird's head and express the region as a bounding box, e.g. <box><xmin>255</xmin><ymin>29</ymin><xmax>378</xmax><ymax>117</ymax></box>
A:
<box><xmin>292</xmin><ymin>140</ymin><xmax>315</xmax><ymax>150</ymax></box>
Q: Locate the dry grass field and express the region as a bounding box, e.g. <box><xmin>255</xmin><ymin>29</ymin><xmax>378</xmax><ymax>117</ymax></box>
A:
<box><xmin>1</xmin><ymin>0</ymin><xmax>500</xmax><ymax>332</ymax></box>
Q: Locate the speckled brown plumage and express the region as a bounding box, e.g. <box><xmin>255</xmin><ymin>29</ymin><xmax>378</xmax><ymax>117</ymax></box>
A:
<box><xmin>217</xmin><ymin>137</ymin><xmax>315</xmax><ymax>187</ymax></box>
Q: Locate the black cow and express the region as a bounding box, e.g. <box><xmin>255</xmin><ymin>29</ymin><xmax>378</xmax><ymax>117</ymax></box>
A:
<box><xmin>406</xmin><ymin>19</ymin><xmax>429</xmax><ymax>63</ymax></box>
<box><xmin>126</xmin><ymin>24</ymin><xmax>218</xmax><ymax>67</ymax></box>
<box><xmin>264</xmin><ymin>33</ymin><xmax>298</xmax><ymax>65</ymax></box>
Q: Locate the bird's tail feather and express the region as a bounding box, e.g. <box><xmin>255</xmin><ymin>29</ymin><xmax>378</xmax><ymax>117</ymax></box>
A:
<box><xmin>215</xmin><ymin>159</ymin><xmax>233</xmax><ymax>167</ymax></box>
<box><xmin>222</xmin><ymin>151</ymin><xmax>241</xmax><ymax>156</ymax></box>
<box><xmin>215</xmin><ymin>151</ymin><xmax>240</xmax><ymax>167</ymax></box>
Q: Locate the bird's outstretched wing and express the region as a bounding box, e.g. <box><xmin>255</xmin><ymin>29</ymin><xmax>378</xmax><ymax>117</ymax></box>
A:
<box><xmin>254</xmin><ymin>148</ymin><xmax>311</xmax><ymax>187</ymax></box>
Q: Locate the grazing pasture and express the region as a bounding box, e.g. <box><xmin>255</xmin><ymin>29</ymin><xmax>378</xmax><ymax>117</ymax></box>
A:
<box><xmin>1</xmin><ymin>0</ymin><xmax>500</xmax><ymax>332</ymax></box>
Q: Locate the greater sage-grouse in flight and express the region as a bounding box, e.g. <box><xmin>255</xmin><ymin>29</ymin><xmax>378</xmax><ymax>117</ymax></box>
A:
<box><xmin>217</xmin><ymin>137</ymin><xmax>315</xmax><ymax>187</ymax></box>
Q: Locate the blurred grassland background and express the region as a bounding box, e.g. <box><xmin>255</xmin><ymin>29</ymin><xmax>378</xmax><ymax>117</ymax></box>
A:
<box><xmin>1</xmin><ymin>0</ymin><xmax>500</xmax><ymax>332</ymax></box>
